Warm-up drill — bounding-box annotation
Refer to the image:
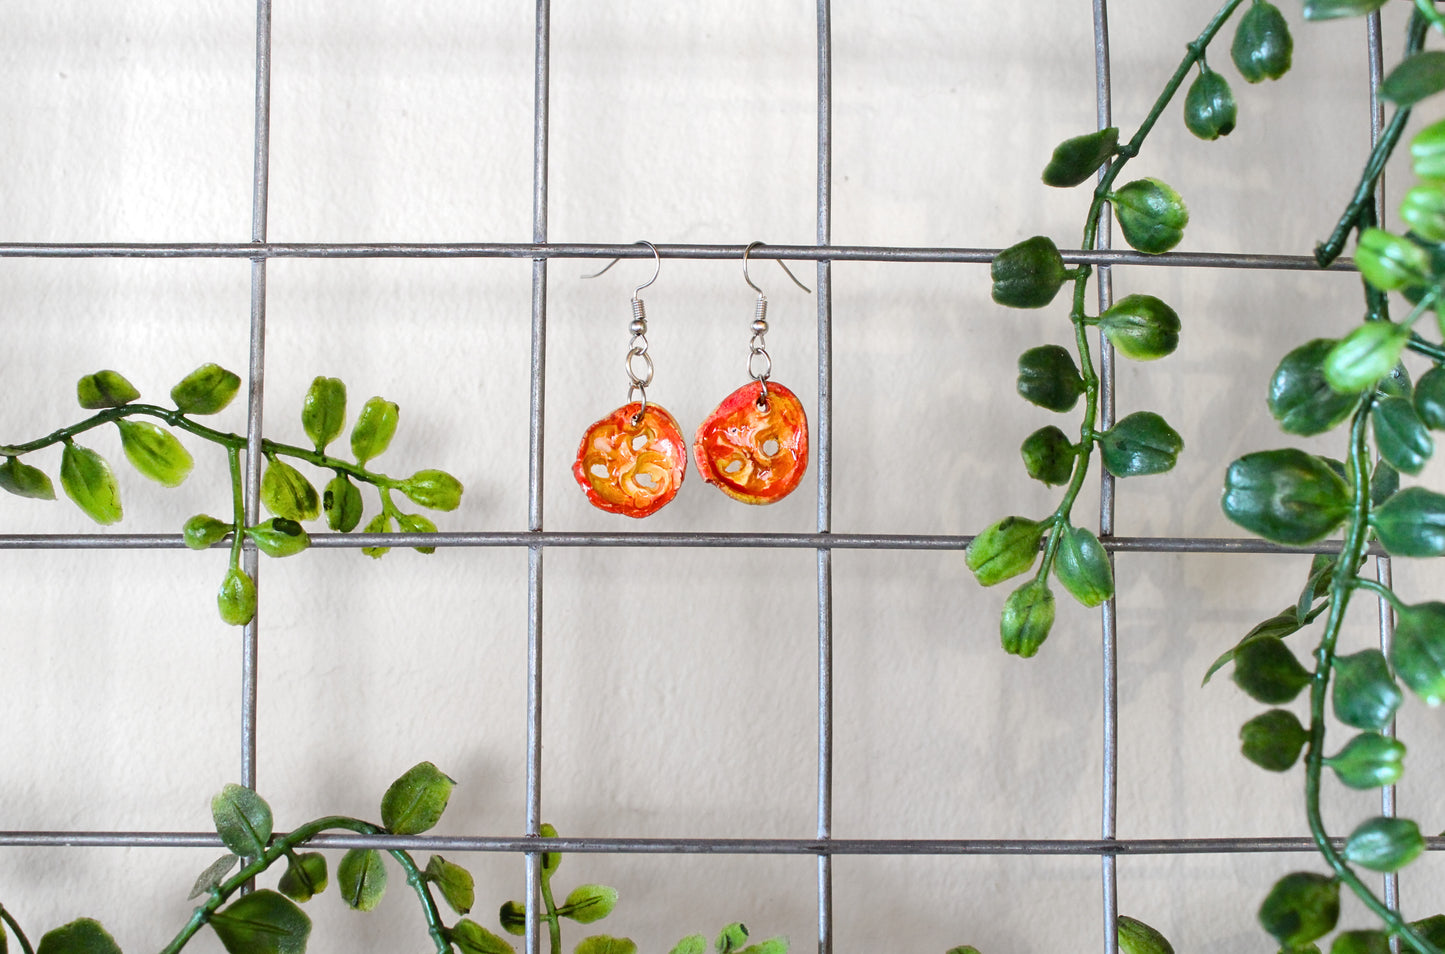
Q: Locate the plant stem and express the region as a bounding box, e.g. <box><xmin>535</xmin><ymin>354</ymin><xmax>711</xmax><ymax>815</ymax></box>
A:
<box><xmin>156</xmin><ymin>817</ymin><xmax>451</xmax><ymax>954</ymax></box>
<box><xmin>1349</xmin><ymin>576</ymin><xmax>1408</xmax><ymax>613</ymax></box>
<box><xmin>539</xmin><ymin>864</ymin><xmax>563</xmax><ymax>954</ymax></box>
<box><xmin>1304</xmin><ymin>401</ymin><xmax>1440</xmax><ymax>954</ymax></box>
<box><xmin>0</xmin><ymin>904</ymin><xmax>37</xmax><ymax>954</ymax></box>
<box><xmin>227</xmin><ymin>446</ymin><xmax>245</xmax><ymax>569</ymax></box>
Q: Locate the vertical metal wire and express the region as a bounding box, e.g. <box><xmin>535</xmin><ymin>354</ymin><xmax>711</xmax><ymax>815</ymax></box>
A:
<box><xmin>526</xmin><ymin>3</ymin><xmax>551</xmax><ymax>954</ymax></box>
<box><xmin>1092</xmin><ymin>2</ymin><xmax>1119</xmax><ymax>952</ymax></box>
<box><xmin>815</xmin><ymin>4</ymin><xmax>834</xmax><ymax>952</ymax></box>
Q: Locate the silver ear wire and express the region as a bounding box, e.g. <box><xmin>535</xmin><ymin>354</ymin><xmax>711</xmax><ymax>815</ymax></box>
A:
<box><xmin>583</xmin><ymin>242</ymin><xmax>663</xmax><ymax>425</ymax></box>
<box><xmin>742</xmin><ymin>242</ymin><xmax>812</xmax><ymax>404</ymax></box>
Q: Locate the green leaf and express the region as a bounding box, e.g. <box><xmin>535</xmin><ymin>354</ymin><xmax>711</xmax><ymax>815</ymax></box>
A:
<box><xmin>1383</xmin><ymin>50</ymin><xmax>1445</xmax><ymax>106</ymax></box>
<box><xmin>1343</xmin><ymin>816</ymin><xmax>1426</xmax><ymax>872</ymax></box>
<box><xmin>209</xmin><ymin>890</ymin><xmax>311</xmax><ymax>954</ymax></box>
<box><xmin>189</xmin><ymin>852</ymin><xmax>240</xmax><ymax>899</ymax></box>
<box><xmin>1268</xmin><ymin>339</ymin><xmax>1358</xmax><ymax>436</ymax></box>
<box><xmin>380</xmin><ymin>761</ymin><xmax>455</xmax><ymax>835</ymax></box>
<box><xmin>323</xmin><ymin>474</ymin><xmax>364</xmax><ymax>533</ymax></box>
<box><xmin>575</xmin><ymin>938</ymin><xmax>637</xmax><ymax>954</ymax></box>
<box><xmin>396</xmin><ymin>512</ymin><xmax>438</xmax><ymax>554</ymax></box>
<box><xmin>990</xmin><ymin>235</ymin><xmax>1068</xmax><ymax>309</ymax></box>
<box><xmin>302</xmin><ymin>377</ymin><xmax>347</xmax><ymax>452</ymax></box>
<box><xmin>1372</xmin><ymin>396</ymin><xmax>1434</xmax><ymax>475</ymax></box>
<box><xmin>245</xmin><ymin>518</ymin><xmax>311</xmax><ymax>558</ymax></box>
<box><xmin>1184</xmin><ymin>66</ymin><xmax>1237</xmax><ymax>140</ymax></box>
<box><xmin>449</xmin><ymin>920</ymin><xmax>515</xmax><ymax>954</ymax></box>
<box><xmin>1042</xmin><ymin>127</ymin><xmax>1120</xmax><ymax>188</ymax></box>
<box><xmin>1302</xmin><ymin>0</ymin><xmax>1387</xmax><ymax>19</ymax></box>
<box><xmin>76</xmin><ymin>370</ymin><xmax>140</xmax><ymax>409</ymax></box>
<box><xmin>1400</xmin><ymin>184</ymin><xmax>1445</xmax><ymax>243</ymax></box>
<box><xmin>1052</xmin><ymin>523</ymin><xmax>1114</xmax><ymax>607</ymax></box>
<box><xmin>1203</xmin><ymin>606</ymin><xmax>1311</xmax><ymax>686</ymax></box>
<box><xmin>1372</xmin><ymin>487</ymin><xmax>1445</xmax><ymax>557</ymax></box>
<box><xmin>1354</xmin><ymin>229</ymin><xmax>1433</xmax><ymax>293</ymax></box>
<box><xmin>670</xmin><ymin>937</ymin><xmax>708</xmax><ymax>954</ymax></box>
<box><xmin>217</xmin><ymin>567</ymin><xmax>257</xmax><ymax>627</ymax></box>
<box><xmin>1231</xmin><ymin>1</ymin><xmax>1293</xmax><ymax>82</ymax></box>
<box><xmin>1097</xmin><ymin>411</ymin><xmax>1182</xmax><ymax>478</ymax></box>
<box><xmin>1326</xmin><ymin>732</ymin><xmax>1406</xmax><ymax>789</ymax></box>
<box><xmin>1408</xmin><ymin>915</ymin><xmax>1445</xmax><ymax>948</ymax></box>
<box><xmin>1221</xmin><ymin>449</ymin><xmax>1350</xmax><ymax>544</ymax></box>
<box><xmin>362</xmin><ymin>512</ymin><xmax>393</xmax><ymax>559</ymax></box>
<box><xmin>1391</xmin><ymin>601</ymin><xmax>1445</xmax><ymax>704</ymax></box>
<box><xmin>1330</xmin><ymin>930</ymin><xmax>1391</xmax><ymax>954</ymax></box>
<box><xmin>1097</xmin><ymin>294</ymin><xmax>1180</xmax><ymax>360</ymax></box>
<box><xmin>1019</xmin><ymin>425</ymin><xmax>1075</xmax><ymax>485</ymax></box>
<box><xmin>1258</xmin><ymin>872</ymin><xmax>1340</xmax><ymax>949</ymax></box>
<box><xmin>1324</xmin><ymin>321</ymin><xmax>1412</xmax><ymax>394</ymax></box>
<box><xmin>1332</xmin><ymin>649</ymin><xmax>1403</xmax><ymax>731</ymax></box>
<box><xmin>1416</xmin><ymin>366</ymin><xmax>1445</xmax><ymax>429</ymax></box>
<box><xmin>1111</xmin><ymin>178</ymin><xmax>1189</xmax><ymax>254</ymax></box>
<box><xmin>115</xmin><ymin>420</ymin><xmax>193</xmax><ymax>487</ymax></box>
<box><xmin>736</xmin><ymin>940</ymin><xmax>787</xmax><ymax>954</ymax></box>
<box><xmin>35</xmin><ymin>919</ymin><xmax>123</xmax><ymax>954</ymax></box>
<box><xmin>945</xmin><ymin>949</ymin><xmax>983</xmax><ymax>954</ymax></box>
<box><xmin>184</xmin><ymin>514</ymin><xmax>232</xmax><ymax>551</ymax></box>
<box><xmin>337</xmin><ymin>848</ymin><xmax>387</xmax><ymax>911</ymax></box>
<box><xmin>277</xmin><ymin>851</ymin><xmax>328</xmax><ymax>903</ymax></box>
<box><xmin>1232</xmin><ymin>636</ymin><xmax>1311</xmax><ymax>704</ymax></box>
<box><xmin>499</xmin><ymin>901</ymin><xmax>527</xmax><ymax>937</ymax></box>
<box><xmin>716</xmin><ymin>924</ymin><xmax>750</xmax><ymax>954</ymax></box>
<box><xmin>171</xmin><ymin>363</ymin><xmax>241</xmax><ymax>415</ymax></box>
<box><xmin>212</xmin><ymin>783</ymin><xmax>274</xmax><ymax>857</ymax></box>
<box><xmin>1116</xmin><ymin>915</ymin><xmax>1175</xmax><ymax>954</ymax></box>
<box><xmin>400</xmin><ymin>469</ymin><xmax>464</xmax><ymax>512</ymax></box>
<box><xmin>540</xmin><ymin>822</ymin><xmax>562</xmax><ymax>874</ymax></box>
<box><xmin>350</xmin><ymin>397</ymin><xmax>400</xmax><ymax>464</ymax></box>
<box><xmin>1239</xmin><ymin>709</ymin><xmax>1309</xmax><ymax>772</ymax></box>
<box><xmin>60</xmin><ymin>442</ymin><xmax>122</xmax><ymax>525</ymax></box>
<box><xmin>1413</xmin><ymin>117</ymin><xmax>1445</xmax><ymax>180</ymax></box>
<box><xmin>559</xmin><ymin>884</ymin><xmax>619</xmax><ymax>924</ymax></box>
<box><xmin>1016</xmin><ymin>345</ymin><xmax>1085</xmax><ymax>412</ymax></box>
<box><xmin>1296</xmin><ymin>553</ymin><xmax>1336</xmax><ymax>623</ymax></box>
<box><xmin>1000</xmin><ymin>578</ymin><xmax>1055</xmax><ymax>658</ymax></box>
<box><xmin>0</xmin><ymin>456</ymin><xmax>56</xmax><ymax>500</ymax></box>
<box><xmin>1370</xmin><ymin>458</ymin><xmax>1400</xmax><ymax>510</ymax></box>
<box><xmin>965</xmin><ymin>516</ymin><xmax>1045</xmax><ymax>587</ymax></box>
<box><xmin>425</xmin><ymin>855</ymin><xmax>474</xmax><ymax>915</ymax></box>
<box><xmin>260</xmin><ymin>460</ymin><xmax>320</xmax><ymax>522</ymax></box>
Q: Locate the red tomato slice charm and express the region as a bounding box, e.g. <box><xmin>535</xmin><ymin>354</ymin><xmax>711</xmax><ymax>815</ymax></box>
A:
<box><xmin>573</xmin><ymin>402</ymin><xmax>687</xmax><ymax>517</ymax></box>
<box><xmin>693</xmin><ymin>381</ymin><xmax>809</xmax><ymax>505</ymax></box>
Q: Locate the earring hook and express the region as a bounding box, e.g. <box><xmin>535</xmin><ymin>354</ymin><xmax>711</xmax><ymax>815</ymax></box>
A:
<box><xmin>742</xmin><ymin>241</ymin><xmax>813</xmax><ymax>297</ymax></box>
<box><xmin>583</xmin><ymin>241</ymin><xmax>662</xmax><ymax>299</ymax></box>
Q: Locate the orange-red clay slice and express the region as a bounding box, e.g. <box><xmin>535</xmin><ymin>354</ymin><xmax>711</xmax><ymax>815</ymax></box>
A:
<box><xmin>574</xmin><ymin>402</ymin><xmax>687</xmax><ymax>517</ymax></box>
<box><xmin>693</xmin><ymin>381</ymin><xmax>809</xmax><ymax>505</ymax></box>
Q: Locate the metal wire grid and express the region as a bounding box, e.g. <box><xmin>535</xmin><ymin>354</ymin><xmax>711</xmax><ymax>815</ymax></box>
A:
<box><xmin>0</xmin><ymin>3</ymin><xmax>1428</xmax><ymax>953</ymax></box>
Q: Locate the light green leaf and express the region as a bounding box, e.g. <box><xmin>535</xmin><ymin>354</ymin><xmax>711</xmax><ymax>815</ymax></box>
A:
<box><xmin>1052</xmin><ymin>523</ymin><xmax>1114</xmax><ymax>607</ymax></box>
<box><xmin>60</xmin><ymin>442</ymin><xmax>122</xmax><ymax>525</ymax></box>
<box><xmin>396</xmin><ymin>511</ymin><xmax>438</xmax><ymax>554</ymax></box>
<box><xmin>277</xmin><ymin>851</ymin><xmax>328</xmax><ymax>903</ymax></box>
<box><xmin>965</xmin><ymin>516</ymin><xmax>1045</xmax><ymax>587</ymax></box>
<box><xmin>209</xmin><ymin>890</ymin><xmax>311</xmax><ymax>954</ymax></box>
<box><xmin>1302</xmin><ymin>0</ymin><xmax>1388</xmax><ymax>20</ymax></box>
<box><xmin>76</xmin><ymin>370</ymin><xmax>139</xmax><ymax>409</ymax></box>
<box><xmin>0</xmin><ymin>456</ymin><xmax>56</xmax><ymax>500</ymax></box>
<box><xmin>189</xmin><ymin>852</ymin><xmax>240</xmax><ymax>899</ymax></box>
<box><xmin>323</xmin><ymin>474</ymin><xmax>364</xmax><ymax>533</ymax></box>
<box><xmin>716</xmin><ymin>924</ymin><xmax>750</xmax><ymax>954</ymax></box>
<box><xmin>302</xmin><ymin>377</ymin><xmax>347</xmax><ymax>452</ymax></box>
<box><xmin>245</xmin><ymin>518</ymin><xmax>310</xmax><ymax>559</ymax></box>
<box><xmin>36</xmin><ymin>919</ymin><xmax>123</xmax><ymax>954</ymax></box>
<box><xmin>1391</xmin><ymin>601</ymin><xmax>1445</xmax><ymax>705</ymax></box>
<box><xmin>1330</xmin><ymin>930</ymin><xmax>1391</xmax><ymax>954</ymax></box>
<box><xmin>380</xmin><ymin>761</ymin><xmax>455</xmax><ymax>835</ymax></box>
<box><xmin>575</xmin><ymin>937</ymin><xmax>638</xmax><ymax>954</ymax></box>
<box><xmin>115</xmin><ymin>420</ymin><xmax>193</xmax><ymax>487</ymax></box>
<box><xmin>1343</xmin><ymin>816</ymin><xmax>1426</xmax><ymax>872</ymax></box>
<box><xmin>1326</xmin><ymin>732</ymin><xmax>1406</xmax><ymax>789</ymax></box>
<box><xmin>171</xmin><ymin>363</ymin><xmax>241</xmax><ymax>415</ymax></box>
<box><xmin>351</xmin><ymin>397</ymin><xmax>400</xmax><ymax>464</ymax></box>
<box><xmin>400</xmin><ymin>469</ymin><xmax>464</xmax><ymax>512</ymax></box>
<box><xmin>260</xmin><ymin>459</ymin><xmax>320</xmax><ymax>522</ymax></box>
<box><xmin>1097</xmin><ymin>294</ymin><xmax>1180</xmax><ymax>360</ymax></box>
<box><xmin>337</xmin><ymin>848</ymin><xmax>387</xmax><ymax>911</ymax></box>
<box><xmin>669</xmin><ymin>936</ymin><xmax>708</xmax><ymax>954</ymax></box>
<box><xmin>217</xmin><ymin>567</ymin><xmax>257</xmax><ymax>627</ymax></box>
<box><xmin>1116</xmin><ymin>915</ymin><xmax>1175</xmax><ymax>954</ymax></box>
<box><xmin>1324</xmin><ymin>320</ymin><xmax>1412</xmax><ymax>393</ymax></box>
<box><xmin>1000</xmin><ymin>578</ymin><xmax>1055</xmax><ymax>658</ymax></box>
<box><xmin>183</xmin><ymin>514</ymin><xmax>231</xmax><ymax>551</ymax></box>
<box><xmin>559</xmin><ymin>885</ymin><xmax>618</xmax><ymax>924</ymax></box>
<box><xmin>499</xmin><ymin>900</ymin><xmax>527</xmax><ymax>937</ymax></box>
<box><xmin>425</xmin><ymin>855</ymin><xmax>475</xmax><ymax>915</ymax></box>
<box><xmin>449</xmin><ymin>920</ymin><xmax>515</xmax><ymax>954</ymax></box>
<box><xmin>212</xmin><ymin>783</ymin><xmax>274</xmax><ymax>858</ymax></box>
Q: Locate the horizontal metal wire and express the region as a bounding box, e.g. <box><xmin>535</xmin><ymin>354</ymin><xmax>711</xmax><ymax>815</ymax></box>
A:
<box><xmin>0</xmin><ymin>241</ymin><xmax>1351</xmax><ymax>271</ymax></box>
<box><xmin>0</xmin><ymin>531</ymin><xmax>1383</xmax><ymax>556</ymax></box>
<box><xmin>5</xmin><ymin>830</ymin><xmax>1441</xmax><ymax>856</ymax></box>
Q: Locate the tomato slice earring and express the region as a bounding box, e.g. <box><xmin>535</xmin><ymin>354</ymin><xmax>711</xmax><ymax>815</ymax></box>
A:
<box><xmin>574</xmin><ymin>402</ymin><xmax>687</xmax><ymax>517</ymax></box>
<box><xmin>693</xmin><ymin>381</ymin><xmax>808</xmax><ymax>505</ymax></box>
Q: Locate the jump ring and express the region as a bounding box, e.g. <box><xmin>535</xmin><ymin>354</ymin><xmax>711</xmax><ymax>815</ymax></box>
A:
<box><xmin>747</xmin><ymin>348</ymin><xmax>772</xmax><ymax>382</ymax></box>
<box><xmin>627</xmin><ymin>384</ymin><xmax>649</xmax><ymax>423</ymax></box>
<box><xmin>626</xmin><ymin>348</ymin><xmax>655</xmax><ymax>388</ymax></box>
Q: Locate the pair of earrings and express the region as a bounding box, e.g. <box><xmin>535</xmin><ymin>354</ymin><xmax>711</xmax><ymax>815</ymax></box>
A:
<box><xmin>573</xmin><ymin>242</ymin><xmax>811</xmax><ymax>518</ymax></box>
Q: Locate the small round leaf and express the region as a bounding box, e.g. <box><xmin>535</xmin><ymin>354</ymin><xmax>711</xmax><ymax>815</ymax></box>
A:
<box><xmin>60</xmin><ymin>442</ymin><xmax>122</xmax><ymax>525</ymax></box>
<box><xmin>1332</xmin><ymin>649</ymin><xmax>1403</xmax><ymax>731</ymax></box>
<box><xmin>1000</xmin><ymin>579</ymin><xmax>1055</xmax><ymax>658</ymax></box>
<box><xmin>1324</xmin><ymin>321</ymin><xmax>1412</xmax><ymax>394</ymax></box>
<box><xmin>965</xmin><ymin>516</ymin><xmax>1045</xmax><ymax>587</ymax></box>
<box><xmin>1097</xmin><ymin>294</ymin><xmax>1180</xmax><ymax>360</ymax></box>
<box><xmin>212</xmin><ymin>783</ymin><xmax>274</xmax><ymax>857</ymax></box>
<box><xmin>1239</xmin><ymin>708</ymin><xmax>1309</xmax><ymax>771</ymax></box>
<box><xmin>1111</xmin><ymin>178</ymin><xmax>1189</xmax><ymax>254</ymax></box>
<box><xmin>426</xmin><ymin>855</ymin><xmax>475</xmax><ymax>916</ymax></box>
<box><xmin>990</xmin><ymin>236</ymin><xmax>1068</xmax><ymax>309</ymax></box>
<box><xmin>1231</xmin><ymin>1</ymin><xmax>1293</xmax><ymax>82</ymax></box>
<box><xmin>1354</xmin><ymin>229</ymin><xmax>1433</xmax><ymax>292</ymax></box>
<box><xmin>449</xmin><ymin>919</ymin><xmax>516</xmax><ymax>954</ymax></box>
<box><xmin>36</xmin><ymin>920</ymin><xmax>123</xmax><ymax>954</ymax></box>
<box><xmin>1232</xmin><ymin>636</ymin><xmax>1311</xmax><ymax>704</ymax></box>
<box><xmin>76</xmin><ymin>370</ymin><xmax>140</xmax><ymax>409</ymax></box>
<box><xmin>260</xmin><ymin>459</ymin><xmax>320</xmax><ymax>522</ymax></box>
<box><xmin>1221</xmin><ymin>449</ymin><xmax>1350</xmax><ymax>544</ymax></box>
<box><xmin>1343</xmin><ymin>816</ymin><xmax>1426</xmax><ymax>872</ymax></box>
<box><xmin>1327</xmin><ymin>732</ymin><xmax>1406</xmax><ymax>789</ymax></box>
<box><xmin>245</xmin><ymin>518</ymin><xmax>311</xmax><ymax>558</ymax></box>
<box><xmin>351</xmin><ymin>396</ymin><xmax>400</xmax><ymax>464</ymax></box>
<box><xmin>1042</xmin><ymin>127</ymin><xmax>1120</xmax><ymax>188</ymax></box>
<box><xmin>1268</xmin><ymin>339</ymin><xmax>1357</xmax><ymax>436</ymax></box>
<box><xmin>1372</xmin><ymin>487</ymin><xmax>1445</xmax><ymax>557</ymax></box>
<box><xmin>337</xmin><ymin>848</ymin><xmax>387</xmax><ymax>911</ymax></box>
<box><xmin>401</xmin><ymin>469</ymin><xmax>464</xmax><ymax>512</ymax></box>
<box><xmin>1391</xmin><ymin>601</ymin><xmax>1445</xmax><ymax>705</ymax></box>
<box><xmin>381</xmin><ymin>761</ymin><xmax>456</xmax><ymax>835</ymax></box>
<box><xmin>396</xmin><ymin>511</ymin><xmax>438</xmax><ymax>554</ymax></box>
<box><xmin>171</xmin><ymin>363</ymin><xmax>241</xmax><ymax>415</ymax></box>
<box><xmin>116</xmin><ymin>420</ymin><xmax>193</xmax><ymax>487</ymax></box>
<box><xmin>0</xmin><ymin>456</ymin><xmax>56</xmax><ymax>500</ymax></box>
<box><xmin>1098</xmin><ymin>411</ymin><xmax>1183</xmax><ymax>478</ymax></box>
<box><xmin>1400</xmin><ymin>184</ymin><xmax>1445</xmax><ymax>243</ymax></box>
<box><xmin>559</xmin><ymin>884</ymin><xmax>619</xmax><ymax>924</ymax></box>
<box><xmin>183</xmin><ymin>514</ymin><xmax>232</xmax><ymax>551</ymax></box>
<box><xmin>278</xmin><ymin>852</ymin><xmax>328</xmax><ymax>903</ymax></box>
<box><xmin>217</xmin><ymin>567</ymin><xmax>257</xmax><ymax>627</ymax></box>
<box><xmin>1382</xmin><ymin>50</ymin><xmax>1445</xmax><ymax>106</ymax></box>
<box><xmin>1184</xmin><ymin>66</ymin><xmax>1237</xmax><ymax>140</ymax></box>
<box><xmin>302</xmin><ymin>377</ymin><xmax>347</xmax><ymax>452</ymax></box>
<box><xmin>210</xmin><ymin>890</ymin><xmax>311</xmax><ymax>954</ymax></box>
<box><xmin>1052</xmin><ymin>523</ymin><xmax>1114</xmax><ymax>608</ymax></box>
<box><xmin>1258</xmin><ymin>872</ymin><xmax>1340</xmax><ymax>949</ymax></box>
<box><xmin>1415</xmin><ymin>366</ymin><xmax>1445</xmax><ymax>430</ymax></box>
<box><xmin>1373</xmin><ymin>396</ymin><xmax>1435</xmax><ymax>476</ymax></box>
<box><xmin>1017</xmin><ymin>345</ymin><xmax>1085</xmax><ymax>412</ymax></box>
<box><xmin>322</xmin><ymin>474</ymin><xmax>365</xmax><ymax>533</ymax></box>
<box><xmin>1020</xmin><ymin>426</ymin><xmax>1075</xmax><ymax>485</ymax></box>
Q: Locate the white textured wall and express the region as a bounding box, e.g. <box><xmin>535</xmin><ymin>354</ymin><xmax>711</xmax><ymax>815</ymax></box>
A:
<box><xmin>1</xmin><ymin>2</ymin><xmax>1442</xmax><ymax>953</ymax></box>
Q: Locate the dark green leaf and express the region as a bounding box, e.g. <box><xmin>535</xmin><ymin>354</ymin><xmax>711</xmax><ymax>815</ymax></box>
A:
<box><xmin>1232</xmin><ymin>636</ymin><xmax>1311</xmax><ymax>704</ymax></box>
<box><xmin>1019</xmin><ymin>425</ymin><xmax>1075</xmax><ymax>485</ymax></box>
<box><xmin>1221</xmin><ymin>449</ymin><xmax>1350</xmax><ymax>544</ymax></box>
<box><xmin>1016</xmin><ymin>345</ymin><xmax>1085</xmax><ymax>412</ymax></box>
<box><xmin>1400</xmin><ymin>184</ymin><xmax>1445</xmax><ymax>243</ymax></box>
<box><xmin>425</xmin><ymin>855</ymin><xmax>474</xmax><ymax>915</ymax></box>
<box><xmin>171</xmin><ymin>363</ymin><xmax>241</xmax><ymax>415</ymax></box>
<box><xmin>1268</xmin><ymin>339</ymin><xmax>1357</xmax><ymax>436</ymax></box>
<box><xmin>277</xmin><ymin>852</ymin><xmax>328</xmax><ymax>903</ymax></box>
<box><xmin>189</xmin><ymin>852</ymin><xmax>240</xmax><ymax>899</ymax></box>
<box><xmin>76</xmin><ymin>370</ymin><xmax>139</xmax><ymax>409</ymax></box>
<box><xmin>1052</xmin><ymin>523</ymin><xmax>1114</xmax><ymax>607</ymax></box>
<box><xmin>1116</xmin><ymin>915</ymin><xmax>1175</xmax><ymax>954</ymax></box>
<box><xmin>1302</xmin><ymin>0</ymin><xmax>1387</xmax><ymax>20</ymax></box>
<box><xmin>670</xmin><ymin>937</ymin><xmax>708</xmax><ymax>954</ymax></box>
<box><xmin>1372</xmin><ymin>487</ymin><xmax>1445</xmax><ymax>557</ymax></box>
<box><xmin>1343</xmin><ymin>816</ymin><xmax>1425</xmax><ymax>872</ymax></box>
<box><xmin>499</xmin><ymin>901</ymin><xmax>527</xmax><ymax>937</ymax></box>
<box><xmin>1239</xmin><ymin>709</ymin><xmax>1309</xmax><ymax>772</ymax></box>
<box><xmin>575</xmin><ymin>938</ymin><xmax>637</xmax><ymax>954</ymax></box>
<box><xmin>1327</xmin><ymin>732</ymin><xmax>1406</xmax><ymax>789</ymax></box>
<box><xmin>449</xmin><ymin>920</ymin><xmax>515</xmax><ymax>954</ymax></box>
<box><xmin>1391</xmin><ymin>601</ymin><xmax>1445</xmax><ymax>705</ymax></box>
<box><xmin>1330</xmin><ymin>930</ymin><xmax>1391</xmax><ymax>954</ymax></box>
<box><xmin>1382</xmin><ymin>51</ymin><xmax>1445</xmax><ymax>106</ymax></box>
<box><xmin>0</xmin><ymin>456</ymin><xmax>56</xmax><ymax>500</ymax></box>
<box><xmin>990</xmin><ymin>235</ymin><xmax>1068</xmax><ymax>309</ymax></box>
<box><xmin>245</xmin><ymin>518</ymin><xmax>310</xmax><ymax>559</ymax></box>
<box><xmin>1408</xmin><ymin>915</ymin><xmax>1445</xmax><ymax>948</ymax></box>
<box><xmin>1098</xmin><ymin>411</ymin><xmax>1183</xmax><ymax>478</ymax></box>
<box><xmin>1231</xmin><ymin>1</ymin><xmax>1293</xmax><ymax>82</ymax></box>
<box><xmin>337</xmin><ymin>848</ymin><xmax>387</xmax><ymax>911</ymax></box>
<box><xmin>302</xmin><ymin>377</ymin><xmax>347</xmax><ymax>452</ymax></box>
<box><xmin>1331</xmin><ymin>649</ymin><xmax>1402</xmax><ymax>731</ymax></box>
<box><xmin>1097</xmin><ymin>294</ymin><xmax>1180</xmax><ymax>360</ymax></box>
<box><xmin>1416</xmin><ymin>366</ymin><xmax>1445</xmax><ymax>429</ymax></box>
<box><xmin>559</xmin><ymin>884</ymin><xmax>619</xmax><ymax>924</ymax></box>
<box><xmin>396</xmin><ymin>511</ymin><xmax>438</xmax><ymax>554</ymax></box>
<box><xmin>1203</xmin><ymin>607</ymin><xmax>1312</xmax><ymax>686</ymax></box>
<box><xmin>1324</xmin><ymin>320</ymin><xmax>1412</xmax><ymax>393</ymax></box>
<box><xmin>1111</xmin><ymin>178</ymin><xmax>1189</xmax><ymax>254</ymax></box>
<box><xmin>1296</xmin><ymin>553</ymin><xmax>1336</xmax><ymax>623</ymax></box>
<box><xmin>115</xmin><ymin>420</ymin><xmax>193</xmax><ymax>487</ymax></box>
<box><xmin>965</xmin><ymin>516</ymin><xmax>1045</xmax><ymax>587</ymax></box>
<box><xmin>1184</xmin><ymin>66</ymin><xmax>1237</xmax><ymax>140</ymax></box>
<box><xmin>1372</xmin><ymin>396</ymin><xmax>1434</xmax><ymax>475</ymax></box>
<box><xmin>323</xmin><ymin>474</ymin><xmax>364</xmax><ymax>533</ymax></box>
<box><xmin>350</xmin><ymin>397</ymin><xmax>400</xmax><ymax>464</ymax></box>
<box><xmin>1042</xmin><ymin>127</ymin><xmax>1120</xmax><ymax>188</ymax></box>
<box><xmin>1000</xmin><ymin>579</ymin><xmax>1055</xmax><ymax>658</ymax></box>
<box><xmin>183</xmin><ymin>514</ymin><xmax>231</xmax><ymax>551</ymax></box>
<box><xmin>1370</xmin><ymin>459</ymin><xmax>1400</xmax><ymax>510</ymax></box>
<box><xmin>217</xmin><ymin>567</ymin><xmax>257</xmax><ymax>627</ymax></box>
<box><xmin>260</xmin><ymin>460</ymin><xmax>320</xmax><ymax>522</ymax></box>
<box><xmin>716</xmin><ymin>924</ymin><xmax>750</xmax><ymax>954</ymax></box>
<box><xmin>1258</xmin><ymin>872</ymin><xmax>1339</xmax><ymax>948</ymax></box>
<box><xmin>209</xmin><ymin>890</ymin><xmax>311</xmax><ymax>954</ymax></box>
<box><xmin>35</xmin><ymin>919</ymin><xmax>123</xmax><ymax>954</ymax></box>
<box><xmin>60</xmin><ymin>442</ymin><xmax>122</xmax><ymax>525</ymax></box>
<box><xmin>212</xmin><ymin>783</ymin><xmax>274</xmax><ymax>858</ymax></box>
<box><xmin>400</xmin><ymin>469</ymin><xmax>463</xmax><ymax>512</ymax></box>
<box><xmin>380</xmin><ymin>761</ymin><xmax>455</xmax><ymax>835</ymax></box>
